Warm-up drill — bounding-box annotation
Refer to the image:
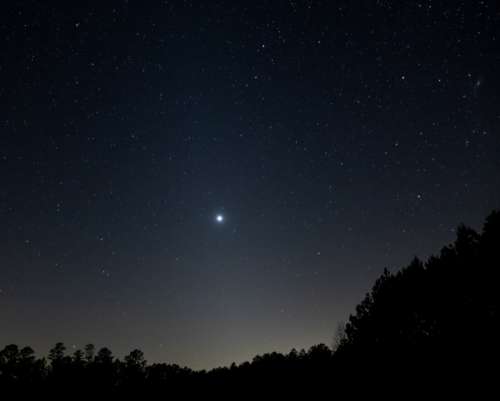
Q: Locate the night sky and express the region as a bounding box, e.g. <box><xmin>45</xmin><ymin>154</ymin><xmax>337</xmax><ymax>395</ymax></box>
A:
<box><xmin>1</xmin><ymin>1</ymin><xmax>499</xmax><ymax>370</ymax></box>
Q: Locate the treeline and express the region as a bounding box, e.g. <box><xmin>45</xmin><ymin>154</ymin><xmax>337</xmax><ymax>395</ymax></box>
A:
<box><xmin>0</xmin><ymin>341</ymin><xmax>333</xmax><ymax>396</ymax></box>
<box><xmin>1</xmin><ymin>211</ymin><xmax>499</xmax><ymax>395</ymax></box>
<box><xmin>336</xmin><ymin>210</ymin><xmax>499</xmax><ymax>362</ymax></box>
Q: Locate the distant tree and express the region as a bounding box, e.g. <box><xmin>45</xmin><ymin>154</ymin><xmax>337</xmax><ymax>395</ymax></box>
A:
<box><xmin>71</xmin><ymin>348</ymin><xmax>86</xmax><ymax>382</ymax></box>
<box><xmin>93</xmin><ymin>347</ymin><xmax>116</xmax><ymax>392</ymax></box>
<box><xmin>332</xmin><ymin>321</ymin><xmax>346</xmax><ymax>352</ymax></box>
<box><xmin>19</xmin><ymin>346</ymin><xmax>45</xmax><ymax>386</ymax></box>
<box><xmin>287</xmin><ymin>348</ymin><xmax>299</xmax><ymax>362</ymax></box>
<box><xmin>19</xmin><ymin>346</ymin><xmax>35</xmax><ymax>363</ymax></box>
<box><xmin>95</xmin><ymin>347</ymin><xmax>113</xmax><ymax>365</ymax></box>
<box><xmin>124</xmin><ymin>349</ymin><xmax>146</xmax><ymax>370</ymax></box>
<box><xmin>48</xmin><ymin>342</ymin><xmax>66</xmax><ymax>367</ymax></box>
<box><xmin>73</xmin><ymin>349</ymin><xmax>84</xmax><ymax>365</ymax></box>
<box><xmin>307</xmin><ymin>343</ymin><xmax>332</xmax><ymax>360</ymax></box>
<box><xmin>0</xmin><ymin>344</ymin><xmax>19</xmax><ymax>364</ymax></box>
<box><xmin>84</xmin><ymin>344</ymin><xmax>95</xmax><ymax>363</ymax></box>
<box><xmin>0</xmin><ymin>344</ymin><xmax>46</xmax><ymax>395</ymax></box>
<box><xmin>0</xmin><ymin>344</ymin><xmax>20</xmax><ymax>383</ymax></box>
<box><xmin>120</xmin><ymin>349</ymin><xmax>146</xmax><ymax>392</ymax></box>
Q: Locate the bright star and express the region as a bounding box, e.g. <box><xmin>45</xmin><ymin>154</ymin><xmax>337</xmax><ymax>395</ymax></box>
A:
<box><xmin>216</xmin><ymin>214</ymin><xmax>224</xmax><ymax>223</ymax></box>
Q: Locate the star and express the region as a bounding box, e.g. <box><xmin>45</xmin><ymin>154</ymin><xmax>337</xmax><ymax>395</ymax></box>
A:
<box><xmin>215</xmin><ymin>214</ymin><xmax>224</xmax><ymax>223</ymax></box>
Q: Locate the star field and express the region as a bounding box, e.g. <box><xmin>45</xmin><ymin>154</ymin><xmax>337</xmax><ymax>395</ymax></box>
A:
<box><xmin>1</xmin><ymin>1</ymin><xmax>499</xmax><ymax>369</ymax></box>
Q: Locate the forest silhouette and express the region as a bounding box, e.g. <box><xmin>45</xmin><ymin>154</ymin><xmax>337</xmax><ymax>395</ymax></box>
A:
<box><xmin>1</xmin><ymin>211</ymin><xmax>499</xmax><ymax>396</ymax></box>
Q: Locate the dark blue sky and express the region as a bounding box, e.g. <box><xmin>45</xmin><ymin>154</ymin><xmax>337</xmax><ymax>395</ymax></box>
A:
<box><xmin>1</xmin><ymin>0</ymin><xmax>499</xmax><ymax>369</ymax></box>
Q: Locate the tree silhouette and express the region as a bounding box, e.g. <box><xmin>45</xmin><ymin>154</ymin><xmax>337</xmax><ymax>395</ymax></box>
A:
<box><xmin>120</xmin><ymin>349</ymin><xmax>146</xmax><ymax>393</ymax></box>
<box><xmin>84</xmin><ymin>343</ymin><xmax>95</xmax><ymax>363</ymax></box>
<box><xmin>335</xmin><ymin>211</ymin><xmax>500</xmax><ymax>385</ymax></box>
<box><xmin>48</xmin><ymin>342</ymin><xmax>66</xmax><ymax>364</ymax></box>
